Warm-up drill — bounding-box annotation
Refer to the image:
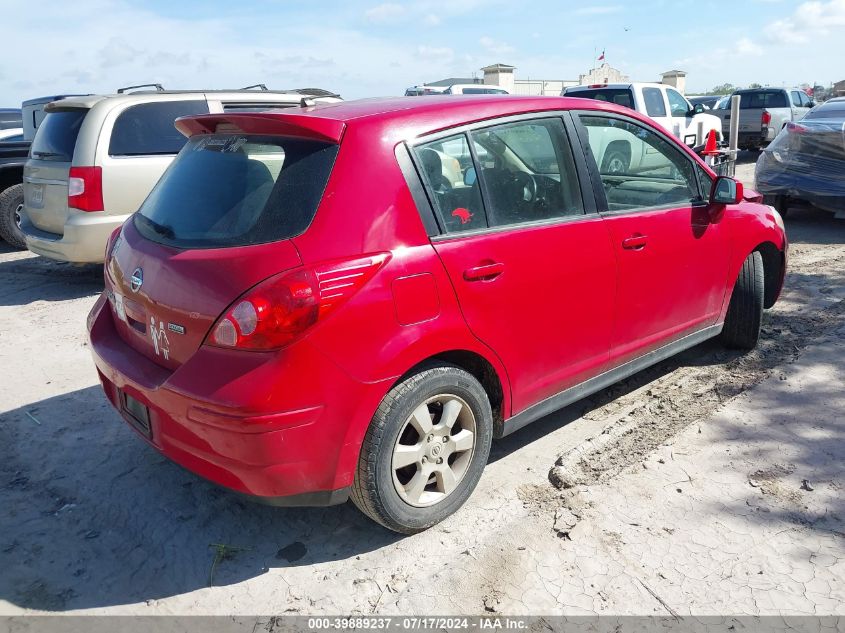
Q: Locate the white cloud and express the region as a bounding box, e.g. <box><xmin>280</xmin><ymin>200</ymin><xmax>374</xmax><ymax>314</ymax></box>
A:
<box><xmin>764</xmin><ymin>0</ymin><xmax>845</xmax><ymax>43</ymax></box>
<box><xmin>423</xmin><ymin>13</ymin><xmax>441</xmax><ymax>26</ymax></box>
<box><xmin>479</xmin><ymin>35</ymin><xmax>515</xmax><ymax>55</ymax></box>
<box><xmin>736</xmin><ymin>37</ymin><xmax>764</xmax><ymax>56</ymax></box>
<box><xmin>416</xmin><ymin>45</ymin><xmax>454</xmax><ymax>62</ymax></box>
<box><xmin>364</xmin><ymin>3</ymin><xmax>406</xmax><ymax>24</ymax></box>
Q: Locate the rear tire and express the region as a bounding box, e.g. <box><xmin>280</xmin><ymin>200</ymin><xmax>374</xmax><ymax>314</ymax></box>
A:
<box><xmin>350</xmin><ymin>364</ymin><xmax>493</xmax><ymax>534</ymax></box>
<box><xmin>721</xmin><ymin>251</ymin><xmax>765</xmax><ymax>350</ymax></box>
<box><xmin>0</xmin><ymin>184</ymin><xmax>26</xmax><ymax>249</ymax></box>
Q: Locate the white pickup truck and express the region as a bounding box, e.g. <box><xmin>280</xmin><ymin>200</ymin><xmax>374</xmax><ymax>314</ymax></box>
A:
<box><xmin>562</xmin><ymin>82</ymin><xmax>723</xmax><ymax>174</ymax></box>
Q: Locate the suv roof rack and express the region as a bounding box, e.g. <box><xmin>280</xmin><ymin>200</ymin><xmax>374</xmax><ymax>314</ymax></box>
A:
<box><xmin>117</xmin><ymin>83</ymin><xmax>165</xmax><ymax>94</ymax></box>
<box><xmin>241</xmin><ymin>84</ymin><xmax>269</xmax><ymax>91</ymax></box>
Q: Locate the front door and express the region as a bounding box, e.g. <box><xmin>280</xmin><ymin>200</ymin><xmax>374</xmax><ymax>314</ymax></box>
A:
<box><xmin>411</xmin><ymin>117</ymin><xmax>616</xmax><ymax>415</ymax></box>
<box><xmin>574</xmin><ymin>112</ymin><xmax>729</xmax><ymax>363</ymax></box>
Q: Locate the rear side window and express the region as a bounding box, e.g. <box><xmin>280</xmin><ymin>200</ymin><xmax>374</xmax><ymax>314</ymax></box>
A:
<box><xmin>642</xmin><ymin>88</ymin><xmax>667</xmax><ymax>117</ymax></box>
<box><xmin>569</xmin><ymin>89</ymin><xmax>634</xmax><ymax>110</ymax></box>
<box><xmin>135</xmin><ymin>134</ymin><xmax>339</xmax><ymax>248</ymax></box>
<box><xmin>30</xmin><ymin>110</ymin><xmax>87</xmax><ymax>161</ymax></box>
<box><xmin>109</xmin><ymin>101</ymin><xmax>209</xmax><ymax>156</ymax></box>
<box><xmin>737</xmin><ymin>91</ymin><xmax>788</xmax><ymax>109</ymax></box>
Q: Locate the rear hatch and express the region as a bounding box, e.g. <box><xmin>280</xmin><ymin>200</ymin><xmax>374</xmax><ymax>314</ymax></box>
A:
<box><xmin>105</xmin><ymin>127</ymin><xmax>340</xmax><ymax>370</ymax></box>
<box><xmin>23</xmin><ymin>108</ymin><xmax>88</xmax><ymax>235</ymax></box>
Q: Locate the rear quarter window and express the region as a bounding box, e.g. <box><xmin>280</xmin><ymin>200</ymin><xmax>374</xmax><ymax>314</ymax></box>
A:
<box><xmin>109</xmin><ymin>101</ymin><xmax>209</xmax><ymax>156</ymax></box>
<box><xmin>134</xmin><ymin>134</ymin><xmax>339</xmax><ymax>248</ymax></box>
<box><xmin>30</xmin><ymin>110</ymin><xmax>87</xmax><ymax>161</ymax></box>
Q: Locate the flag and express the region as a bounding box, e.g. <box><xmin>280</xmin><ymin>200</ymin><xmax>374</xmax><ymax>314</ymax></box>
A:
<box><xmin>598</xmin><ymin>50</ymin><xmax>605</xmax><ymax>61</ymax></box>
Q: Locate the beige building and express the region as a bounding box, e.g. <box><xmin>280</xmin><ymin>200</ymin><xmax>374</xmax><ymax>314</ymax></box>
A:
<box><xmin>578</xmin><ymin>63</ymin><xmax>630</xmax><ymax>86</ymax></box>
<box><xmin>660</xmin><ymin>70</ymin><xmax>688</xmax><ymax>95</ymax></box>
<box><xmin>480</xmin><ymin>63</ymin><xmax>577</xmax><ymax>96</ymax></box>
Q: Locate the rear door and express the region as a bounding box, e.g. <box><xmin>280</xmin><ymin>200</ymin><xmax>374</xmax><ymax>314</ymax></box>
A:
<box><xmin>574</xmin><ymin>112</ymin><xmax>729</xmax><ymax>363</ymax></box>
<box><xmin>98</xmin><ymin>99</ymin><xmax>209</xmax><ymax>217</ymax></box>
<box><xmin>412</xmin><ymin>115</ymin><xmax>617</xmax><ymax>414</ymax></box>
<box><xmin>23</xmin><ymin>108</ymin><xmax>88</xmax><ymax>235</ymax></box>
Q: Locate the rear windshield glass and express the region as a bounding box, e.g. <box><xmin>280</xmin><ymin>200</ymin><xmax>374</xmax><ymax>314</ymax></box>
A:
<box><xmin>134</xmin><ymin>134</ymin><xmax>339</xmax><ymax>249</ymax></box>
<box><xmin>568</xmin><ymin>89</ymin><xmax>634</xmax><ymax>110</ymax></box>
<box><xmin>459</xmin><ymin>88</ymin><xmax>508</xmax><ymax>94</ymax></box>
<box><xmin>30</xmin><ymin>110</ymin><xmax>87</xmax><ymax>161</ymax></box>
<box><xmin>109</xmin><ymin>101</ymin><xmax>209</xmax><ymax>156</ymax></box>
<box><xmin>806</xmin><ymin>103</ymin><xmax>845</xmax><ymax>119</ymax></box>
<box><xmin>736</xmin><ymin>90</ymin><xmax>788</xmax><ymax>109</ymax></box>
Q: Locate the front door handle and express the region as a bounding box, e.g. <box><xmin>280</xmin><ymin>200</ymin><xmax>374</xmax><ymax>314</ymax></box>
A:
<box><xmin>622</xmin><ymin>235</ymin><xmax>648</xmax><ymax>250</ymax></box>
<box><xmin>464</xmin><ymin>262</ymin><xmax>505</xmax><ymax>281</ymax></box>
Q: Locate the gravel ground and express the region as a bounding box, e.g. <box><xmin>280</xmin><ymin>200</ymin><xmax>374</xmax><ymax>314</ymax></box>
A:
<box><xmin>1</xmin><ymin>182</ymin><xmax>843</xmax><ymax>615</ymax></box>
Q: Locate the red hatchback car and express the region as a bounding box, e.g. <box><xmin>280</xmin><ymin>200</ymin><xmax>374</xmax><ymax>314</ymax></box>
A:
<box><xmin>88</xmin><ymin>96</ymin><xmax>787</xmax><ymax>533</ymax></box>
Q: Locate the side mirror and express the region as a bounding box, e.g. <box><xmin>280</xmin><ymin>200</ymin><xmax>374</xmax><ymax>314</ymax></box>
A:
<box><xmin>710</xmin><ymin>176</ymin><xmax>743</xmax><ymax>205</ymax></box>
<box><xmin>693</xmin><ymin>103</ymin><xmax>706</xmax><ymax>115</ymax></box>
<box><xmin>464</xmin><ymin>166</ymin><xmax>477</xmax><ymax>186</ymax></box>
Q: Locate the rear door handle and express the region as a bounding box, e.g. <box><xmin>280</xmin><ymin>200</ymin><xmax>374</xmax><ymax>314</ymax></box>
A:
<box><xmin>463</xmin><ymin>262</ymin><xmax>505</xmax><ymax>281</ymax></box>
<box><xmin>622</xmin><ymin>235</ymin><xmax>648</xmax><ymax>250</ymax></box>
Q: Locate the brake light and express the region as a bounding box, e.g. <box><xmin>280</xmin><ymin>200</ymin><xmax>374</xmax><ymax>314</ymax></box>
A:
<box><xmin>68</xmin><ymin>166</ymin><xmax>104</xmax><ymax>212</ymax></box>
<box><xmin>761</xmin><ymin>110</ymin><xmax>772</xmax><ymax>126</ymax></box>
<box><xmin>786</xmin><ymin>121</ymin><xmax>808</xmax><ymax>134</ymax></box>
<box><xmin>208</xmin><ymin>253</ymin><xmax>390</xmax><ymax>350</ymax></box>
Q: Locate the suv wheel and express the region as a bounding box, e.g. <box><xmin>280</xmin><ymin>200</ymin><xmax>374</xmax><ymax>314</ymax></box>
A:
<box><xmin>721</xmin><ymin>251</ymin><xmax>764</xmax><ymax>350</ymax></box>
<box><xmin>0</xmin><ymin>184</ymin><xmax>26</xmax><ymax>250</ymax></box>
<box><xmin>350</xmin><ymin>364</ymin><xmax>493</xmax><ymax>534</ymax></box>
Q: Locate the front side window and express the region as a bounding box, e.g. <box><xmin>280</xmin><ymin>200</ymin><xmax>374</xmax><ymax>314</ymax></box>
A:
<box><xmin>791</xmin><ymin>91</ymin><xmax>803</xmax><ymax>107</ymax></box>
<box><xmin>109</xmin><ymin>101</ymin><xmax>209</xmax><ymax>156</ymax></box>
<box><xmin>642</xmin><ymin>88</ymin><xmax>667</xmax><ymax>117</ymax></box>
<box><xmin>577</xmin><ymin>114</ymin><xmax>701</xmax><ymax>212</ymax></box>
<box><xmin>666</xmin><ymin>89</ymin><xmax>690</xmax><ymax>117</ymax></box>
<box><xmin>135</xmin><ymin>134</ymin><xmax>338</xmax><ymax>248</ymax></box>
<box><xmin>471</xmin><ymin>118</ymin><xmax>584</xmax><ymax>227</ymax></box>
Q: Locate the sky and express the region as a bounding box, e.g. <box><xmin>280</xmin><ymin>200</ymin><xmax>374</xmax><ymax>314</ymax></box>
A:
<box><xmin>1</xmin><ymin>0</ymin><xmax>843</xmax><ymax>106</ymax></box>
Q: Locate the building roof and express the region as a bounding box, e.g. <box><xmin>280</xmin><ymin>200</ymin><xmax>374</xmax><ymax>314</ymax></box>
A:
<box><xmin>481</xmin><ymin>63</ymin><xmax>516</xmax><ymax>72</ymax></box>
<box><xmin>661</xmin><ymin>70</ymin><xmax>687</xmax><ymax>77</ymax></box>
<box><xmin>424</xmin><ymin>77</ymin><xmax>481</xmax><ymax>87</ymax></box>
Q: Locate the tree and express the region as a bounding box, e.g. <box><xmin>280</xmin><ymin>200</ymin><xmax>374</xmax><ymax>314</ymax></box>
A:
<box><xmin>710</xmin><ymin>83</ymin><xmax>736</xmax><ymax>95</ymax></box>
<box><xmin>748</xmin><ymin>82</ymin><xmax>762</xmax><ymax>89</ymax></box>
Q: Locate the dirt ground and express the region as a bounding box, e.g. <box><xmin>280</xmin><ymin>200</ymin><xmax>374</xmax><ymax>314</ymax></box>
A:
<box><xmin>1</xmin><ymin>161</ymin><xmax>844</xmax><ymax>615</ymax></box>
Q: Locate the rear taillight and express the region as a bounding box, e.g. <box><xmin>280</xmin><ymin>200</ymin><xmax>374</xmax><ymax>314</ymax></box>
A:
<box><xmin>68</xmin><ymin>166</ymin><xmax>103</xmax><ymax>212</ymax></box>
<box><xmin>208</xmin><ymin>253</ymin><xmax>390</xmax><ymax>351</ymax></box>
<box><xmin>761</xmin><ymin>110</ymin><xmax>772</xmax><ymax>127</ymax></box>
<box><xmin>785</xmin><ymin>121</ymin><xmax>808</xmax><ymax>134</ymax></box>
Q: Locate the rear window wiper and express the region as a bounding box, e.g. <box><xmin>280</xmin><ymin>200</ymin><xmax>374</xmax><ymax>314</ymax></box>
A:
<box><xmin>137</xmin><ymin>215</ymin><xmax>175</xmax><ymax>239</ymax></box>
<box><xmin>32</xmin><ymin>151</ymin><xmax>64</xmax><ymax>158</ymax></box>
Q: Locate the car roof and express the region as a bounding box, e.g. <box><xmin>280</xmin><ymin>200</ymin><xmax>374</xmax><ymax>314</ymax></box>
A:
<box><xmin>176</xmin><ymin>94</ymin><xmax>649</xmax><ymax>144</ymax></box>
<box><xmin>45</xmin><ymin>89</ymin><xmax>340</xmax><ymax>111</ymax></box>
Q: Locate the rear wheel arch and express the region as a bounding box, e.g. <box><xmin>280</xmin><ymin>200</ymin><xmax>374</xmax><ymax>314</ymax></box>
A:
<box><xmin>754</xmin><ymin>241</ymin><xmax>785</xmax><ymax>309</ymax></box>
<box><xmin>399</xmin><ymin>350</ymin><xmax>507</xmax><ymax>432</ymax></box>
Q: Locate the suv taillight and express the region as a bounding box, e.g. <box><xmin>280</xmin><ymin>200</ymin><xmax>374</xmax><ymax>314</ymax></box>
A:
<box><xmin>207</xmin><ymin>253</ymin><xmax>390</xmax><ymax>351</ymax></box>
<box><xmin>68</xmin><ymin>166</ymin><xmax>104</xmax><ymax>212</ymax></box>
<box><xmin>761</xmin><ymin>110</ymin><xmax>772</xmax><ymax>126</ymax></box>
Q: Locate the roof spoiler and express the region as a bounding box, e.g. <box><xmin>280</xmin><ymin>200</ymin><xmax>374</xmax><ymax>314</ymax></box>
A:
<box><xmin>174</xmin><ymin>112</ymin><xmax>346</xmax><ymax>143</ymax></box>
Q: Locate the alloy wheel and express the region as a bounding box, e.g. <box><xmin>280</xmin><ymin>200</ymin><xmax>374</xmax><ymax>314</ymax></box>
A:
<box><xmin>391</xmin><ymin>394</ymin><xmax>476</xmax><ymax>507</ymax></box>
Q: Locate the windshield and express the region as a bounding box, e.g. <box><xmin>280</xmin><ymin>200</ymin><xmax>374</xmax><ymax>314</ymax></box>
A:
<box><xmin>567</xmin><ymin>88</ymin><xmax>634</xmax><ymax>110</ymax></box>
<box><xmin>135</xmin><ymin>134</ymin><xmax>339</xmax><ymax>249</ymax></box>
<box><xmin>30</xmin><ymin>109</ymin><xmax>87</xmax><ymax>161</ymax></box>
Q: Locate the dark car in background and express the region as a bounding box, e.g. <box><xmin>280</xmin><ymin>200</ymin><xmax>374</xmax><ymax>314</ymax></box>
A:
<box><xmin>0</xmin><ymin>108</ymin><xmax>22</xmax><ymax>131</ymax></box>
<box><xmin>756</xmin><ymin>97</ymin><xmax>845</xmax><ymax>218</ymax></box>
<box><xmin>688</xmin><ymin>95</ymin><xmax>722</xmax><ymax>110</ymax></box>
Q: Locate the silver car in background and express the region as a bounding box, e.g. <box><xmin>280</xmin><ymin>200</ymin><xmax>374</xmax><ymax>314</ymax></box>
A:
<box><xmin>21</xmin><ymin>86</ymin><xmax>341</xmax><ymax>264</ymax></box>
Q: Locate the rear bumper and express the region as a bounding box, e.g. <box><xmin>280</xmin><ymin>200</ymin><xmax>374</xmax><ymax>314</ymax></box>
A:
<box><xmin>736</xmin><ymin>131</ymin><xmax>767</xmax><ymax>149</ymax></box>
<box><xmin>87</xmin><ymin>293</ymin><xmax>377</xmax><ymax>504</ymax></box>
<box><xmin>21</xmin><ymin>211</ymin><xmax>128</xmax><ymax>263</ymax></box>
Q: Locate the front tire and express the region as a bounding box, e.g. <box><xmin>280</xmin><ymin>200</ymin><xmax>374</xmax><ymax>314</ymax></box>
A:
<box><xmin>0</xmin><ymin>184</ymin><xmax>27</xmax><ymax>249</ymax></box>
<box><xmin>721</xmin><ymin>251</ymin><xmax>764</xmax><ymax>350</ymax></box>
<box><xmin>350</xmin><ymin>364</ymin><xmax>493</xmax><ymax>534</ymax></box>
